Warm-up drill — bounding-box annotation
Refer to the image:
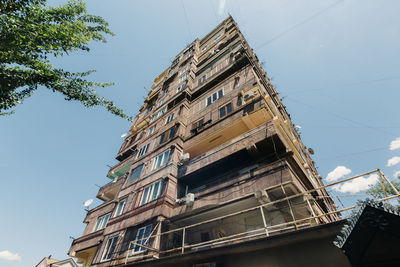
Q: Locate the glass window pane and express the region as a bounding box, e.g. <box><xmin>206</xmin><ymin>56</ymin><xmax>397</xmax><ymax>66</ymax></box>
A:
<box><xmin>162</xmin><ymin>150</ymin><xmax>170</xmax><ymax>165</ymax></box>
<box><xmin>212</xmin><ymin>93</ymin><xmax>217</xmax><ymax>101</ymax></box>
<box><xmin>141</xmin><ymin>187</ymin><xmax>149</xmax><ymax>205</ymax></box>
<box><xmin>227</xmin><ymin>103</ymin><xmax>232</xmax><ymax>114</ymax></box>
<box><xmin>218</xmin><ymin>89</ymin><xmax>223</xmax><ymax>98</ymax></box>
<box><xmin>207</xmin><ymin>97</ymin><xmax>211</xmax><ymax>106</ymax></box>
<box><xmin>152</xmin><ymin>182</ymin><xmax>160</xmax><ymax>200</ymax></box>
<box><xmin>219</xmin><ymin>107</ymin><xmax>226</xmax><ymax>117</ymax></box>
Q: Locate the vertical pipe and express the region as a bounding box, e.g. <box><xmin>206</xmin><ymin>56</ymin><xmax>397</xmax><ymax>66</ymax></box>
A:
<box><xmin>181</xmin><ymin>228</ymin><xmax>186</xmax><ymax>254</ymax></box>
<box><xmin>259</xmin><ymin>206</ymin><xmax>269</xmax><ymax>236</ymax></box>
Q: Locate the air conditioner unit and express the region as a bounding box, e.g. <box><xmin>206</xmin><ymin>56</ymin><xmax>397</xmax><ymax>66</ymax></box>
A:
<box><xmin>243</xmin><ymin>92</ymin><xmax>255</xmax><ymax>101</ymax></box>
<box><xmin>186</xmin><ymin>193</ymin><xmax>195</xmax><ymax>206</ymax></box>
<box><xmin>179</xmin><ymin>153</ymin><xmax>190</xmax><ymax>163</ymax></box>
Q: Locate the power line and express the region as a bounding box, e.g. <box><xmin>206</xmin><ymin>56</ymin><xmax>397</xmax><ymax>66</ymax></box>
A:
<box><xmin>318</xmin><ymin>146</ymin><xmax>388</xmax><ymax>161</ymax></box>
<box><xmin>285</xmin><ymin>76</ymin><xmax>400</xmax><ymax>95</ymax></box>
<box><xmin>285</xmin><ymin>97</ymin><xmax>397</xmax><ymax>137</ymax></box>
<box><xmin>256</xmin><ymin>0</ymin><xmax>343</xmax><ymax>50</ymax></box>
<box><xmin>181</xmin><ymin>0</ymin><xmax>193</xmax><ymax>43</ymax></box>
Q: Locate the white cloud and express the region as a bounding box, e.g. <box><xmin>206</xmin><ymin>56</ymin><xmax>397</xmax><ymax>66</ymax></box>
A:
<box><xmin>326</xmin><ymin>166</ymin><xmax>352</xmax><ymax>182</ymax></box>
<box><xmin>390</xmin><ymin>137</ymin><xmax>400</xmax><ymax>150</ymax></box>
<box><xmin>333</xmin><ymin>174</ymin><xmax>379</xmax><ymax>194</ymax></box>
<box><xmin>387</xmin><ymin>156</ymin><xmax>400</xmax><ymax>167</ymax></box>
<box><xmin>0</xmin><ymin>250</ymin><xmax>21</xmax><ymax>261</ymax></box>
<box><xmin>218</xmin><ymin>0</ymin><xmax>227</xmax><ymax>16</ymax></box>
<box><xmin>394</xmin><ymin>170</ymin><xmax>400</xmax><ymax>178</ymax></box>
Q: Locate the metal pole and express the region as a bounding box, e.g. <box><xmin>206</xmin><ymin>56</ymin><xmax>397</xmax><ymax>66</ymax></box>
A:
<box><xmin>305</xmin><ymin>195</ymin><xmax>319</xmax><ymax>225</ymax></box>
<box><xmin>259</xmin><ymin>206</ymin><xmax>269</xmax><ymax>236</ymax></box>
<box><xmin>281</xmin><ymin>184</ymin><xmax>297</xmax><ymax>229</ymax></box>
<box><xmin>181</xmin><ymin>228</ymin><xmax>186</xmax><ymax>254</ymax></box>
<box><xmin>378</xmin><ymin>171</ymin><xmax>390</xmax><ymax>205</ymax></box>
<box><xmin>379</xmin><ymin>169</ymin><xmax>400</xmax><ymax>195</ymax></box>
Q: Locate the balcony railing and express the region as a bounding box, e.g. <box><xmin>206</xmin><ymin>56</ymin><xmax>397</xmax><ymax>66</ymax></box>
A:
<box><xmin>119</xmin><ymin>169</ymin><xmax>399</xmax><ymax>264</ymax></box>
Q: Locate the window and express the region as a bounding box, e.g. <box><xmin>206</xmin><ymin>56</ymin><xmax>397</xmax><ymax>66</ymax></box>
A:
<box><xmin>201</xmin><ymin>75</ymin><xmax>207</xmax><ymax>83</ymax></box>
<box><xmin>219</xmin><ymin>103</ymin><xmax>232</xmax><ymax>118</ymax></box>
<box><xmin>129</xmin><ymin>164</ymin><xmax>143</xmax><ymax>183</ymax></box>
<box><xmin>233</xmin><ymin>77</ymin><xmax>240</xmax><ymax>89</ymax></box>
<box><xmin>94</xmin><ymin>213</ymin><xmax>111</xmax><ymax>232</ymax></box>
<box><xmin>137</xmin><ymin>143</ymin><xmax>150</xmax><ymax>158</ymax></box>
<box><xmin>214</xmin><ymin>34</ymin><xmax>221</xmax><ymax>42</ymax></box>
<box><xmin>202</xmin><ymin>45</ymin><xmax>207</xmax><ymax>52</ymax></box>
<box><xmin>133</xmin><ymin>225</ymin><xmax>152</xmax><ymax>252</ymax></box>
<box><xmin>206</xmin><ymin>89</ymin><xmax>223</xmax><ymax>106</ymax></box>
<box><xmin>152</xmin><ymin>150</ymin><xmax>170</xmax><ymax>170</ymax></box>
<box><xmin>145</xmin><ymin>106</ymin><xmax>152</xmax><ymax>116</ymax></box>
<box><xmin>157</xmin><ymin>99</ymin><xmax>164</xmax><ymax>107</ymax></box>
<box><xmin>159</xmin><ymin>126</ymin><xmax>177</xmax><ymax>145</ymax></box>
<box><xmin>151</xmin><ymin>107</ymin><xmax>166</xmax><ymax>122</ymax></box>
<box><xmin>192</xmin><ymin>118</ymin><xmax>204</xmax><ymax>131</ymax></box>
<box><xmin>114</xmin><ymin>199</ymin><xmax>126</xmax><ymax>217</ymax></box>
<box><xmin>147</xmin><ymin>126</ymin><xmax>155</xmax><ymax>137</ymax></box>
<box><xmin>177</xmin><ymin>82</ymin><xmax>186</xmax><ymax>92</ymax></box>
<box><xmin>101</xmin><ymin>235</ymin><xmax>118</xmax><ymax>261</ymax></box>
<box><xmin>160</xmin><ymin>89</ymin><xmax>168</xmax><ymax>98</ymax></box>
<box><xmin>165</xmin><ymin>113</ymin><xmax>174</xmax><ymax>124</ymax></box>
<box><xmin>179</xmin><ymin>72</ymin><xmax>188</xmax><ymax>83</ymax></box>
<box><xmin>141</xmin><ymin>180</ymin><xmax>164</xmax><ymax>205</ymax></box>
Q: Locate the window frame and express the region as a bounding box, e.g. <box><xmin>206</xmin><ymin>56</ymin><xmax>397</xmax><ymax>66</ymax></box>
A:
<box><xmin>133</xmin><ymin>224</ymin><xmax>152</xmax><ymax>253</ymax></box>
<box><xmin>129</xmin><ymin>164</ymin><xmax>144</xmax><ymax>183</ymax></box>
<box><xmin>165</xmin><ymin>113</ymin><xmax>174</xmax><ymax>125</ymax></box>
<box><xmin>201</xmin><ymin>74</ymin><xmax>207</xmax><ymax>83</ymax></box>
<box><xmin>192</xmin><ymin>118</ymin><xmax>204</xmax><ymax>130</ymax></box>
<box><xmin>101</xmin><ymin>235</ymin><xmax>119</xmax><ymax>262</ymax></box>
<box><xmin>94</xmin><ymin>212</ymin><xmax>111</xmax><ymax>232</ymax></box>
<box><xmin>140</xmin><ymin>180</ymin><xmax>164</xmax><ymax>206</ymax></box>
<box><xmin>206</xmin><ymin>89</ymin><xmax>224</xmax><ymax>106</ymax></box>
<box><xmin>147</xmin><ymin>126</ymin><xmax>155</xmax><ymax>137</ymax></box>
<box><xmin>152</xmin><ymin>150</ymin><xmax>171</xmax><ymax>171</ymax></box>
<box><xmin>136</xmin><ymin>143</ymin><xmax>150</xmax><ymax>158</ymax></box>
<box><xmin>219</xmin><ymin>102</ymin><xmax>233</xmax><ymax>118</ymax></box>
<box><xmin>114</xmin><ymin>199</ymin><xmax>127</xmax><ymax>217</ymax></box>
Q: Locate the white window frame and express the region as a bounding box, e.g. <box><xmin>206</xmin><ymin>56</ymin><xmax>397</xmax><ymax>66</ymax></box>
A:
<box><xmin>140</xmin><ymin>180</ymin><xmax>163</xmax><ymax>206</ymax></box>
<box><xmin>101</xmin><ymin>235</ymin><xmax>119</xmax><ymax>262</ymax></box>
<box><xmin>137</xmin><ymin>143</ymin><xmax>150</xmax><ymax>158</ymax></box>
<box><xmin>206</xmin><ymin>89</ymin><xmax>224</xmax><ymax>106</ymax></box>
<box><xmin>114</xmin><ymin>199</ymin><xmax>126</xmax><ymax>217</ymax></box>
<box><xmin>165</xmin><ymin>113</ymin><xmax>174</xmax><ymax>125</ymax></box>
<box><xmin>152</xmin><ymin>150</ymin><xmax>170</xmax><ymax>171</ymax></box>
<box><xmin>179</xmin><ymin>72</ymin><xmax>188</xmax><ymax>83</ymax></box>
<box><xmin>94</xmin><ymin>213</ymin><xmax>111</xmax><ymax>232</ymax></box>
<box><xmin>147</xmin><ymin>126</ymin><xmax>155</xmax><ymax>137</ymax></box>
<box><xmin>133</xmin><ymin>224</ymin><xmax>152</xmax><ymax>253</ymax></box>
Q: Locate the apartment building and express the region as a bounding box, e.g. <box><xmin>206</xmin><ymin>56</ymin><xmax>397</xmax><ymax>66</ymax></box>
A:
<box><xmin>68</xmin><ymin>17</ymin><xmax>347</xmax><ymax>267</ymax></box>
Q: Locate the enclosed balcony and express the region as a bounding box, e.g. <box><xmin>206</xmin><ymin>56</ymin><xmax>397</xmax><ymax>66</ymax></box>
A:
<box><xmin>96</xmin><ymin>176</ymin><xmax>126</xmax><ymax>201</ymax></box>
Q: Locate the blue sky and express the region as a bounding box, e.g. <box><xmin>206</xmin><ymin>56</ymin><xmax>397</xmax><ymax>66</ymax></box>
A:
<box><xmin>1</xmin><ymin>0</ymin><xmax>399</xmax><ymax>266</ymax></box>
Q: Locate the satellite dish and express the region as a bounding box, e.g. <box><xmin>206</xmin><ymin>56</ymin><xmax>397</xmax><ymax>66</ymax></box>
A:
<box><xmin>308</xmin><ymin>148</ymin><xmax>315</xmax><ymax>155</ymax></box>
<box><xmin>83</xmin><ymin>199</ymin><xmax>93</xmax><ymax>207</ymax></box>
<box><xmin>295</xmin><ymin>125</ymin><xmax>302</xmax><ymax>129</ymax></box>
<box><xmin>121</xmin><ymin>133</ymin><xmax>128</xmax><ymax>138</ymax></box>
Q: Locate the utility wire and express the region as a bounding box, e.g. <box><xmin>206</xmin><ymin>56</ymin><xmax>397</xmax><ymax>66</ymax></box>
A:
<box><xmin>285</xmin><ymin>75</ymin><xmax>400</xmax><ymax>95</ymax></box>
<box><xmin>318</xmin><ymin>146</ymin><xmax>388</xmax><ymax>161</ymax></box>
<box><xmin>285</xmin><ymin>97</ymin><xmax>397</xmax><ymax>137</ymax></box>
<box><xmin>181</xmin><ymin>0</ymin><xmax>193</xmax><ymax>43</ymax></box>
<box><xmin>256</xmin><ymin>0</ymin><xmax>343</xmax><ymax>50</ymax></box>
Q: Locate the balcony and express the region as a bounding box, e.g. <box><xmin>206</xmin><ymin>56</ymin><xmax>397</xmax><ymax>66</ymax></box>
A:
<box><xmin>183</xmin><ymin>105</ymin><xmax>272</xmax><ymax>160</ymax></box>
<box><xmin>69</xmin><ymin>229</ymin><xmax>104</xmax><ymax>265</ymax></box>
<box><xmin>96</xmin><ymin>176</ymin><xmax>126</xmax><ymax>201</ymax></box>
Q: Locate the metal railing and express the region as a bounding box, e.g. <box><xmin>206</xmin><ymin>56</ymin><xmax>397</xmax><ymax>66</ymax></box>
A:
<box><xmin>122</xmin><ymin>169</ymin><xmax>399</xmax><ymax>264</ymax></box>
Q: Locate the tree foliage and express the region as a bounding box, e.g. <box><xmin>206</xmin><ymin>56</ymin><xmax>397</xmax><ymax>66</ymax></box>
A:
<box><xmin>0</xmin><ymin>0</ymin><xmax>131</xmax><ymax>120</ymax></box>
<box><xmin>367</xmin><ymin>173</ymin><xmax>400</xmax><ymax>203</ymax></box>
